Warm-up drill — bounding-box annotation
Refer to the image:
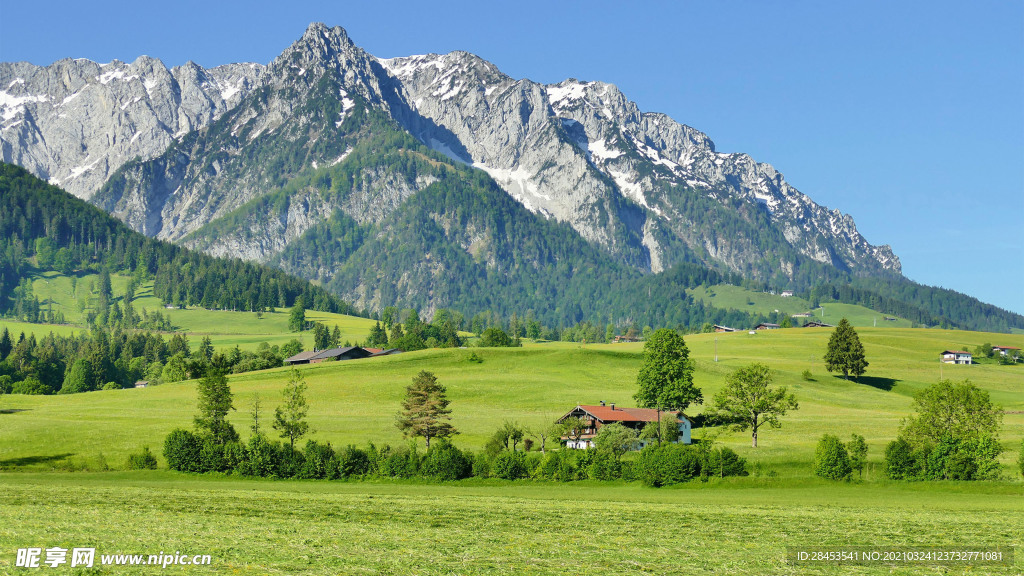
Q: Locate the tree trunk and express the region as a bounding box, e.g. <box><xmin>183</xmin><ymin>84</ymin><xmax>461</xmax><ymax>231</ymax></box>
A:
<box><xmin>752</xmin><ymin>429</ymin><xmax>758</xmax><ymax>448</ymax></box>
<box><xmin>425</xmin><ymin>435</ymin><xmax>431</xmax><ymax>449</ymax></box>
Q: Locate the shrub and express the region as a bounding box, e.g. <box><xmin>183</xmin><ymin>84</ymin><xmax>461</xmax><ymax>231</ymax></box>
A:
<box><xmin>127</xmin><ymin>446</ymin><xmax>158</xmax><ymax>470</ymax></box>
<box><xmin>814</xmin><ymin>434</ymin><xmax>851</xmax><ymax>480</ymax></box>
<box><xmin>199</xmin><ymin>439</ymin><xmax>228</xmax><ymax>473</ymax></box>
<box><xmin>587</xmin><ymin>450</ymin><xmax>621</xmax><ymax>480</ymax></box>
<box><xmin>380</xmin><ymin>445</ymin><xmax>419</xmax><ymax>478</ymax></box>
<box><xmin>801</xmin><ymin>369</ymin><xmax>813</xmax><ymax>381</ymax></box>
<box><xmin>705</xmin><ymin>447</ymin><xmax>748</xmax><ymax>477</ymax></box>
<box><xmin>420</xmin><ymin>440</ymin><xmax>473</xmax><ymax>481</ymax></box>
<box><xmin>102</xmin><ymin>381</ymin><xmax>121</xmax><ymax>391</ymax></box>
<box><xmin>491</xmin><ymin>450</ymin><xmax>528</xmax><ymax>480</ymax></box>
<box><xmin>472</xmin><ymin>451</ymin><xmax>491</xmax><ymax>478</ymax></box>
<box><xmin>239</xmin><ymin>433</ymin><xmax>281</xmax><ymax>477</ymax></box>
<box><xmin>12</xmin><ymin>377</ymin><xmax>50</xmax><ymax>395</ymax></box>
<box><xmin>223</xmin><ymin>441</ymin><xmax>246</xmax><ymax>472</ymax></box>
<box><xmin>945</xmin><ymin>451</ymin><xmax>977</xmax><ymax>481</ymax></box>
<box><xmin>337</xmin><ymin>445</ymin><xmax>370</xmax><ymax>478</ymax></box>
<box><xmin>298</xmin><ymin>441</ymin><xmax>336</xmax><ymax>479</ymax></box>
<box><xmin>466</xmin><ymin>352</ymin><xmax>483</xmax><ymax>363</ymax></box>
<box><xmin>163</xmin><ymin>429</ymin><xmax>203</xmax><ymax>473</ymax></box>
<box><xmin>883</xmin><ymin>438</ymin><xmax>915</xmax><ymax>480</ymax></box>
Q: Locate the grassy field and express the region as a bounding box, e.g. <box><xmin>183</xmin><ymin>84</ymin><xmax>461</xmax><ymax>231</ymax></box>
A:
<box><xmin>2</xmin><ymin>326</ymin><xmax>1022</xmax><ymax>476</ymax></box>
<box><xmin>687</xmin><ymin>284</ymin><xmax>915</xmax><ymax>328</ymax></box>
<box><xmin>0</xmin><ymin>472</ymin><xmax>1020</xmax><ymax>575</ymax></box>
<box><xmin>20</xmin><ymin>269</ymin><xmax>378</xmax><ymax>351</ymax></box>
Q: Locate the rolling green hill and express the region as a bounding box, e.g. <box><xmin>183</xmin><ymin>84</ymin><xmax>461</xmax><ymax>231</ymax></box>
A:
<box><xmin>2</xmin><ymin>326</ymin><xmax>1021</xmax><ymax>476</ymax></box>
<box><xmin>687</xmin><ymin>284</ymin><xmax>915</xmax><ymax>328</ymax></box>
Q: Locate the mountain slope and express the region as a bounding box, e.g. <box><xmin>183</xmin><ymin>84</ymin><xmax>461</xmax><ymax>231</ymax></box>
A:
<box><xmin>0</xmin><ymin>162</ymin><xmax>355</xmax><ymax>320</ymax></box>
<box><xmin>3</xmin><ymin>24</ymin><xmax>1021</xmax><ymax>333</ymax></box>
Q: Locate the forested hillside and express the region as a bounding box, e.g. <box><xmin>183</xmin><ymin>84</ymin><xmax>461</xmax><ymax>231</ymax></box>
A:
<box><xmin>0</xmin><ymin>162</ymin><xmax>356</xmax><ymax>320</ymax></box>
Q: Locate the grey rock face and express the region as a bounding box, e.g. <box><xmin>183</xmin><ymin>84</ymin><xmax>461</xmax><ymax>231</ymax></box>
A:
<box><xmin>382</xmin><ymin>55</ymin><xmax>900</xmax><ymax>276</ymax></box>
<box><xmin>2</xmin><ymin>22</ymin><xmax>899</xmax><ymax>281</ymax></box>
<box><xmin>0</xmin><ymin>56</ymin><xmax>263</xmax><ymax>199</ymax></box>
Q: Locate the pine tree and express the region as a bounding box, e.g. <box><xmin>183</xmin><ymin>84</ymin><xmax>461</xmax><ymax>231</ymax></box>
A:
<box><xmin>288</xmin><ymin>299</ymin><xmax>306</xmax><ymax>332</ymax></box>
<box><xmin>824</xmin><ymin>318</ymin><xmax>868</xmax><ymax>379</ymax></box>
<box><xmin>0</xmin><ymin>327</ymin><xmax>11</xmax><ymax>360</ymax></box>
<box><xmin>396</xmin><ymin>370</ymin><xmax>457</xmax><ymax>448</ymax></box>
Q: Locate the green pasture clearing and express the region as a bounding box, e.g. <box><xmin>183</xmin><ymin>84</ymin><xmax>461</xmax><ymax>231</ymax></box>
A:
<box><xmin>2</xmin><ymin>327</ymin><xmax>1022</xmax><ymax>477</ymax></box>
<box><xmin>23</xmin><ymin>269</ymin><xmax>377</xmax><ymax>351</ymax></box>
<box><xmin>0</xmin><ymin>472</ymin><xmax>1020</xmax><ymax>575</ymax></box>
<box><xmin>0</xmin><ymin>319</ymin><xmax>82</xmax><ymax>340</ymax></box>
<box><xmin>687</xmin><ymin>284</ymin><xmax>914</xmax><ymax>328</ymax></box>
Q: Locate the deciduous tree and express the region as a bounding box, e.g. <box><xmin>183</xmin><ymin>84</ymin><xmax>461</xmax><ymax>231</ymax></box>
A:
<box><xmin>634</xmin><ymin>328</ymin><xmax>702</xmax><ymax>444</ymax></box>
<box><xmin>273</xmin><ymin>368</ymin><xmax>311</xmax><ymax>450</ymax></box>
<box><xmin>900</xmin><ymin>379</ymin><xmax>1002</xmax><ymax>445</ymax></box>
<box><xmin>194</xmin><ymin>367</ymin><xmax>238</xmax><ymax>445</ymax></box>
<box><xmin>708</xmin><ymin>362</ymin><xmax>797</xmax><ymax>447</ymax></box>
<box><xmin>593</xmin><ymin>422</ymin><xmax>640</xmax><ymax>461</ymax></box>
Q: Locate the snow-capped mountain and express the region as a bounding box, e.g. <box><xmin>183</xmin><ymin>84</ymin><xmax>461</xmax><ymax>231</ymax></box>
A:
<box><xmin>1</xmin><ymin>23</ymin><xmax>899</xmax><ymax>313</ymax></box>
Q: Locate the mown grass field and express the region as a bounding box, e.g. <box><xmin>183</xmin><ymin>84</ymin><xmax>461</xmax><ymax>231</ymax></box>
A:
<box><xmin>2</xmin><ymin>327</ymin><xmax>1022</xmax><ymax>476</ymax></box>
<box><xmin>687</xmin><ymin>284</ymin><xmax>915</xmax><ymax>328</ymax></box>
<box><xmin>0</xmin><ymin>472</ymin><xmax>1021</xmax><ymax>575</ymax></box>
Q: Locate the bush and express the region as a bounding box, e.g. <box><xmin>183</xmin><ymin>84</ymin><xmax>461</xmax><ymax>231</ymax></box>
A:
<box><xmin>814</xmin><ymin>434</ymin><xmax>851</xmax><ymax>480</ymax></box>
<box><xmin>420</xmin><ymin>440</ymin><xmax>473</xmax><ymax>481</ymax></box>
<box><xmin>238</xmin><ymin>433</ymin><xmax>281</xmax><ymax>477</ymax></box>
<box><xmin>801</xmin><ymin>369</ymin><xmax>813</xmax><ymax>381</ymax></box>
<box><xmin>12</xmin><ymin>377</ymin><xmax>50</xmax><ymax>395</ymax></box>
<box><xmin>705</xmin><ymin>447</ymin><xmax>748</xmax><ymax>478</ymax></box>
<box><xmin>127</xmin><ymin>446</ymin><xmax>158</xmax><ymax>470</ymax></box>
<box><xmin>379</xmin><ymin>445</ymin><xmax>419</xmax><ymax>478</ymax></box>
<box><xmin>102</xmin><ymin>381</ymin><xmax>121</xmax><ymax>391</ymax></box>
<box><xmin>337</xmin><ymin>445</ymin><xmax>370</xmax><ymax>478</ymax></box>
<box><xmin>199</xmin><ymin>439</ymin><xmax>228</xmax><ymax>473</ymax></box>
<box><xmin>163</xmin><ymin>429</ymin><xmax>203</xmax><ymax>473</ymax></box>
<box><xmin>491</xmin><ymin>450</ymin><xmax>528</xmax><ymax>480</ymax></box>
<box><xmin>634</xmin><ymin>444</ymin><xmax>703</xmax><ymax>487</ymax></box>
<box><xmin>298</xmin><ymin>441</ymin><xmax>336</xmax><ymax>479</ymax></box>
<box><xmin>883</xmin><ymin>438</ymin><xmax>915</xmax><ymax>480</ymax></box>
<box><xmin>472</xmin><ymin>451</ymin><xmax>491</xmax><ymax>478</ymax></box>
<box><xmin>587</xmin><ymin>450</ymin><xmax>621</xmax><ymax>480</ymax></box>
<box><xmin>466</xmin><ymin>352</ymin><xmax>483</xmax><ymax>363</ymax></box>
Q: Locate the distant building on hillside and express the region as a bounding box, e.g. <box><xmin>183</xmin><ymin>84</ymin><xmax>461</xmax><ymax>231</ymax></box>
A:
<box><xmin>792</xmin><ymin>313</ymin><xmax>812</xmax><ymax>318</ymax></box>
<box><xmin>283</xmin><ymin>350</ymin><xmax>319</xmax><ymax>365</ymax></box>
<box><xmin>557</xmin><ymin>402</ymin><xmax>691</xmax><ymax>449</ymax></box>
<box><xmin>992</xmin><ymin>346</ymin><xmax>1020</xmax><ymax>357</ymax></box>
<box><xmin>753</xmin><ymin>323</ymin><xmax>780</xmax><ymax>330</ymax></box>
<box><xmin>285</xmin><ymin>347</ymin><xmax>376</xmax><ymax>365</ymax></box>
<box><xmin>803</xmin><ymin>321</ymin><xmax>834</xmax><ymax>328</ymax></box>
<box><xmin>134</xmin><ymin>381</ymin><xmax>149</xmax><ymax>388</ymax></box>
<box><xmin>780</xmin><ymin>290</ymin><xmax>795</xmax><ymax>297</ymax></box>
<box><xmin>940</xmin><ymin>350</ymin><xmax>972</xmax><ymax>365</ymax></box>
<box><xmin>713</xmin><ymin>325</ymin><xmax>737</xmax><ymax>333</ymax></box>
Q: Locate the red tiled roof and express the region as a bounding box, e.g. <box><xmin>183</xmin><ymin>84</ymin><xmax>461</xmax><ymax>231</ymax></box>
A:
<box><xmin>363</xmin><ymin>348</ymin><xmax>384</xmax><ymax>354</ymax></box>
<box><xmin>993</xmin><ymin>346</ymin><xmax>1020</xmax><ymax>350</ymax></box>
<box><xmin>574</xmin><ymin>405</ymin><xmax>684</xmax><ymax>423</ymax></box>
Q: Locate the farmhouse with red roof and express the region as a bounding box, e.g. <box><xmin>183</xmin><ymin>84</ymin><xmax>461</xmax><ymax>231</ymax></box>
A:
<box><xmin>556</xmin><ymin>401</ymin><xmax>692</xmax><ymax>449</ymax></box>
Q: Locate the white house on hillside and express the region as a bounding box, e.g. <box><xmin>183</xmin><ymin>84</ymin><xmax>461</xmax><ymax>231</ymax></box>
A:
<box><xmin>941</xmin><ymin>350</ymin><xmax>972</xmax><ymax>365</ymax></box>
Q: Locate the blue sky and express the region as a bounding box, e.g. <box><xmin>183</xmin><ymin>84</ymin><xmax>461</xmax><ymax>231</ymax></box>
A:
<box><xmin>2</xmin><ymin>1</ymin><xmax>1022</xmax><ymax>314</ymax></box>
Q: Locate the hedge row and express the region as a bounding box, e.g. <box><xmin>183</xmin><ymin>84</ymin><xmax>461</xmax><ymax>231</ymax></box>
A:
<box><xmin>162</xmin><ymin>430</ymin><xmax>747</xmax><ymax>486</ymax></box>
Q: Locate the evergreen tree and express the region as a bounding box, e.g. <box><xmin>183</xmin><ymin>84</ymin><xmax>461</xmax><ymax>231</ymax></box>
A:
<box><xmin>0</xmin><ymin>327</ymin><xmax>11</xmax><ymax>360</ymax></box>
<box><xmin>330</xmin><ymin>325</ymin><xmax>342</xmax><ymax>348</ymax></box>
<box><xmin>823</xmin><ymin>318</ymin><xmax>868</xmax><ymax>379</ymax></box>
<box><xmin>312</xmin><ymin>322</ymin><xmax>331</xmax><ymax>350</ymax></box>
<box><xmin>194</xmin><ymin>367</ymin><xmax>238</xmax><ymax>445</ymax></box>
<box><xmin>289</xmin><ymin>299</ymin><xmax>306</xmax><ymax>332</ymax></box>
<box><xmin>396</xmin><ymin>370</ymin><xmax>457</xmax><ymax>448</ymax></box>
<box><xmin>367</xmin><ymin>322</ymin><xmax>388</xmax><ymax>348</ymax></box>
<box><xmin>198</xmin><ymin>336</ymin><xmax>214</xmax><ymax>363</ymax></box>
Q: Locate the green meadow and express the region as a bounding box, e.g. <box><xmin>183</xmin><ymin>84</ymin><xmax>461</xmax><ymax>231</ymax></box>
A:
<box><xmin>0</xmin><ymin>472</ymin><xmax>1021</xmax><ymax>575</ymax></box>
<box><xmin>2</xmin><ymin>327</ymin><xmax>1022</xmax><ymax>475</ymax></box>
<box><xmin>15</xmin><ymin>269</ymin><xmax>378</xmax><ymax>351</ymax></box>
<box><xmin>1</xmin><ymin>323</ymin><xmax>1023</xmax><ymax>574</ymax></box>
<box><xmin>687</xmin><ymin>284</ymin><xmax>915</xmax><ymax>328</ymax></box>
